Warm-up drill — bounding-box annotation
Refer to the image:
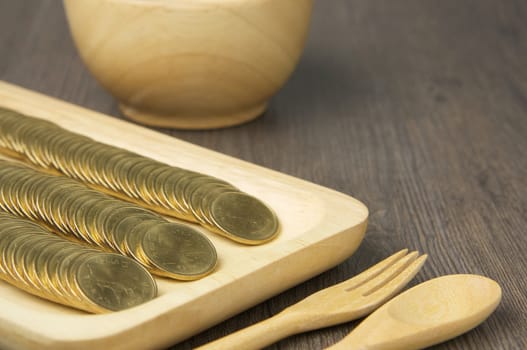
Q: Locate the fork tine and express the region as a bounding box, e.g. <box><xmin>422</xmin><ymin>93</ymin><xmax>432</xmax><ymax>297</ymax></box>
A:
<box><xmin>363</xmin><ymin>253</ymin><xmax>427</xmax><ymax>297</ymax></box>
<box><xmin>357</xmin><ymin>251</ymin><xmax>419</xmax><ymax>294</ymax></box>
<box><xmin>338</xmin><ymin>249</ymin><xmax>409</xmax><ymax>291</ymax></box>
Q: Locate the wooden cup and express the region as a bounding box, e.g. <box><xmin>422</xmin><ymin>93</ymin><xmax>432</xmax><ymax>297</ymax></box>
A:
<box><xmin>63</xmin><ymin>0</ymin><xmax>313</xmax><ymax>129</ymax></box>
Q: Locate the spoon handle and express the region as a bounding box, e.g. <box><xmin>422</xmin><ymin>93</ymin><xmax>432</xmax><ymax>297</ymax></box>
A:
<box><xmin>197</xmin><ymin>311</ymin><xmax>300</xmax><ymax>350</ymax></box>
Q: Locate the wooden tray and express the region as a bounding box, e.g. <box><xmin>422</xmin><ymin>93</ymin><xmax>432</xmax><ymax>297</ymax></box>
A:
<box><xmin>0</xmin><ymin>81</ymin><xmax>368</xmax><ymax>350</ymax></box>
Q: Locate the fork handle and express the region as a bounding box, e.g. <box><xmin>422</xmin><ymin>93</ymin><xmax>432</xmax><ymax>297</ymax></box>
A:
<box><xmin>197</xmin><ymin>311</ymin><xmax>302</xmax><ymax>350</ymax></box>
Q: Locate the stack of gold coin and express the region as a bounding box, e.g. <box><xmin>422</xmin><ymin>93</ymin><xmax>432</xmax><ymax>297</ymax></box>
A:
<box><xmin>0</xmin><ymin>210</ymin><xmax>157</xmax><ymax>313</ymax></box>
<box><xmin>0</xmin><ymin>108</ymin><xmax>279</xmax><ymax>245</ymax></box>
<box><xmin>0</xmin><ymin>160</ymin><xmax>217</xmax><ymax>280</ymax></box>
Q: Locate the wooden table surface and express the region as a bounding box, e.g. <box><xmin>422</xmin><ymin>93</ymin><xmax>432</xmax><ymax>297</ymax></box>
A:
<box><xmin>1</xmin><ymin>1</ymin><xmax>526</xmax><ymax>349</ymax></box>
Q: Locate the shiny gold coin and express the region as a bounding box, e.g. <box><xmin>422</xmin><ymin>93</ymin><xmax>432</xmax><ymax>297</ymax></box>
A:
<box><xmin>14</xmin><ymin>172</ymin><xmax>41</xmax><ymax>220</ymax></box>
<box><xmin>199</xmin><ymin>187</ymin><xmax>239</xmax><ymax>227</ymax></box>
<box><xmin>122</xmin><ymin>219</ymin><xmax>160</xmax><ymax>262</ymax></box>
<box><xmin>139</xmin><ymin>222</ymin><xmax>217</xmax><ymax>280</ymax></box>
<box><xmin>1</xmin><ymin>232</ymin><xmax>27</xmax><ymax>280</ymax></box>
<box><xmin>11</xmin><ymin>234</ymin><xmax>50</xmax><ymax>288</ymax></box>
<box><xmin>114</xmin><ymin>215</ymin><xmax>158</xmax><ymax>256</ymax></box>
<box><xmin>24</xmin><ymin>235</ymin><xmax>64</xmax><ymax>290</ymax></box>
<box><xmin>60</xmin><ymin>250</ymin><xmax>99</xmax><ymax>306</ymax></box>
<box><xmin>98</xmin><ymin>149</ymin><xmax>131</xmax><ymax>192</ymax></box>
<box><xmin>123</xmin><ymin>159</ymin><xmax>154</xmax><ymax>199</ymax></box>
<box><xmin>47</xmin><ymin>133</ymin><xmax>84</xmax><ymax>170</ymax></box>
<box><xmin>180</xmin><ymin>176</ymin><xmax>216</xmax><ymax>214</ymax></box>
<box><xmin>56</xmin><ymin>137</ymin><xmax>87</xmax><ymax>178</ymax></box>
<box><xmin>132</xmin><ymin>163</ymin><xmax>163</xmax><ymax>204</ymax></box>
<box><xmin>74</xmin><ymin>197</ymin><xmax>115</xmax><ymax>247</ymax></box>
<box><xmin>102</xmin><ymin>205</ymin><xmax>157</xmax><ymax>251</ymax></box>
<box><xmin>66</xmin><ymin>141</ymin><xmax>95</xmax><ymax>182</ymax></box>
<box><xmin>73</xmin><ymin>253</ymin><xmax>157</xmax><ymax>312</ymax></box>
<box><xmin>38</xmin><ymin>240</ymin><xmax>79</xmax><ymax>302</ymax></box>
<box><xmin>142</xmin><ymin>165</ymin><xmax>171</xmax><ymax>206</ymax></box>
<box><xmin>156</xmin><ymin>168</ymin><xmax>190</xmax><ymax>216</ymax></box>
<box><xmin>23</xmin><ymin>125</ymin><xmax>56</xmax><ymax>168</ymax></box>
<box><xmin>47</xmin><ymin>244</ymin><xmax>86</xmax><ymax>301</ymax></box>
<box><xmin>79</xmin><ymin>142</ymin><xmax>108</xmax><ymax>184</ymax></box>
<box><xmin>209</xmin><ymin>192</ymin><xmax>280</xmax><ymax>244</ymax></box>
<box><xmin>189</xmin><ymin>183</ymin><xmax>234</xmax><ymax>226</ymax></box>
<box><xmin>6</xmin><ymin>172</ymin><xmax>35</xmax><ymax>218</ymax></box>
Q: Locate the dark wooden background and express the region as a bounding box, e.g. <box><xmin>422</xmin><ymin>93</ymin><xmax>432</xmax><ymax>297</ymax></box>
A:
<box><xmin>1</xmin><ymin>0</ymin><xmax>526</xmax><ymax>349</ymax></box>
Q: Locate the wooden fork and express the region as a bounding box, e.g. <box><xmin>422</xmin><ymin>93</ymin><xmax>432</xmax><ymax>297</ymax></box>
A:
<box><xmin>198</xmin><ymin>249</ymin><xmax>427</xmax><ymax>350</ymax></box>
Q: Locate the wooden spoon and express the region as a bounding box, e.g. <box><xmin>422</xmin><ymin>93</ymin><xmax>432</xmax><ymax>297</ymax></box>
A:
<box><xmin>327</xmin><ymin>274</ymin><xmax>501</xmax><ymax>350</ymax></box>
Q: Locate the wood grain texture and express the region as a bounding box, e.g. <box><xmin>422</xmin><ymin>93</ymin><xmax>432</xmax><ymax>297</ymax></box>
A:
<box><xmin>197</xmin><ymin>250</ymin><xmax>426</xmax><ymax>350</ymax></box>
<box><xmin>62</xmin><ymin>0</ymin><xmax>313</xmax><ymax>129</ymax></box>
<box><xmin>328</xmin><ymin>275</ymin><xmax>502</xmax><ymax>350</ymax></box>
<box><xmin>0</xmin><ymin>0</ymin><xmax>526</xmax><ymax>349</ymax></box>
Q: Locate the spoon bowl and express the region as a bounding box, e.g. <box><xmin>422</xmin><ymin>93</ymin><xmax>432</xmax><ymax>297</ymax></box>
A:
<box><xmin>328</xmin><ymin>274</ymin><xmax>502</xmax><ymax>350</ymax></box>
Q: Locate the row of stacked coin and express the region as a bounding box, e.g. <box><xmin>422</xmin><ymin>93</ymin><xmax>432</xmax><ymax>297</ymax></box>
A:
<box><xmin>0</xmin><ymin>160</ymin><xmax>217</xmax><ymax>280</ymax></box>
<box><xmin>0</xmin><ymin>108</ymin><xmax>279</xmax><ymax>245</ymax></box>
<box><xmin>0</xmin><ymin>210</ymin><xmax>157</xmax><ymax>313</ymax></box>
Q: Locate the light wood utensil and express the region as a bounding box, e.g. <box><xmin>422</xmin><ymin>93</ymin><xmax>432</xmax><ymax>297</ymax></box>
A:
<box><xmin>327</xmin><ymin>274</ymin><xmax>502</xmax><ymax>350</ymax></box>
<box><xmin>198</xmin><ymin>249</ymin><xmax>427</xmax><ymax>350</ymax></box>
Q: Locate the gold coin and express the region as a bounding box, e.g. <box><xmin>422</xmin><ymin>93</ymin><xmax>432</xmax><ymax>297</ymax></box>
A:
<box><xmin>92</xmin><ymin>200</ymin><xmax>144</xmax><ymax>249</ymax></box>
<box><xmin>53</xmin><ymin>187</ymin><xmax>93</xmax><ymax>233</ymax></box>
<box><xmin>11</xmin><ymin>234</ymin><xmax>50</xmax><ymax>287</ymax></box>
<box><xmin>37</xmin><ymin>128</ymin><xmax>63</xmax><ymax>168</ymax></box>
<box><xmin>4</xmin><ymin>231</ymin><xmax>39</xmax><ymax>285</ymax></box>
<box><xmin>24</xmin><ymin>235</ymin><xmax>64</xmax><ymax>290</ymax></box>
<box><xmin>74</xmin><ymin>197</ymin><xmax>116</xmax><ymax>247</ymax></box>
<box><xmin>98</xmin><ymin>149</ymin><xmax>132</xmax><ymax>192</ymax></box>
<box><xmin>102</xmin><ymin>206</ymin><xmax>158</xmax><ymax>251</ymax></box>
<box><xmin>32</xmin><ymin>176</ymin><xmax>57</xmax><ymax>222</ymax></box>
<box><xmin>60</xmin><ymin>250</ymin><xmax>99</xmax><ymax>305</ymax></box>
<box><xmin>38</xmin><ymin>240</ymin><xmax>79</xmax><ymax>302</ymax></box>
<box><xmin>24</xmin><ymin>175</ymin><xmax>51</xmax><ymax>220</ymax></box>
<box><xmin>132</xmin><ymin>163</ymin><xmax>163</xmax><ymax>205</ymax></box>
<box><xmin>13</xmin><ymin>172</ymin><xmax>41</xmax><ymax>220</ymax></box>
<box><xmin>142</xmin><ymin>165</ymin><xmax>171</xmax><ymax>206</ymax></box>
<box><xmin>209</xmin><ymin>192</ymin><xmax>280</xmax><ymax>244</ymax></box>
<box><xmin>180</xmin><ymin>175</ymin><xmax>215</xmax><ymax>214</ymax></box>
<box><xmin>56</xmin><ymin>137</ymin><xmax>88</xmax><ymax>178</ymax></box>
<box><xmin>47</xmin><ymin>133</ymin><xmax>82</xmax><ymax>170</ymax></box>
<box><xmin>139</xmin><ymin>222</ymin><xmax>217</xmax><ymax>280</ymax></box>
<box><xmin>155</xmin><ymin>168</ymin><xmax>189</xmax><ymax>215</ymax></box>
<box><xmin>45</xmin><ymin>181</ymin><xmax>85</xmax><ymax>231</ymax></box>
<box><xmin>123</xmin><ymin>219</ymin><xmax>160</xmax><ymax>262</ymax></box>
<box><xmin>0</xmin><ymin>230</ymin><xmax>24</xmax><ymax>277</ymax></box>
<box><xmin>173</xmin><ymin>172</ymin><xmax>202</xmax><ymax>215</ymax></box>
<box><xmin>39</xmin><ymin>177</ymin><xmax>71</xmax><ymax>226</ymax></box>
<box><xmin>78</xmin><ymin>142</ymin><xmax>107</xmax><ymax>184</ymax></box>
<box><xmin>73</xmin><ymin>253</ymin><xmax>157</xmax><ymax>312</ymax></box>
<box><xmin>190</xmin><ymin>183</ymin><xmax>234</xmax><ymax>226</ymax></box>
<box><xmin>53</xmin><ymin>245</ymin><xmax>101</xmax><ymax>305</ymax></box>
<box><xmin>23</xmin><ymin>126</ymin><xmax>57</xmax><ymax>168</ymax></box>
<box><xmin>0</xmin><ymin>166</ymin><xmax>25</xmax><ymax>211</ymax></box>
<box><xmin>199</xmin><ymin>187</ymin><xmax>238</xmax><ymax>228</ymax></box>
<box><xmin>105</xmin><ymin>152</ymin><xmax>136</xmax><ymax>192</ymax></box>
<box><xmin>113</xmin><ymin>215</ymin><xmax>159</xmax><ymax>256</ymax></box>
<box><xmin>123</xmin><ymin>158</ymin><xmax>154</xmax><ymax>199</ymax></box>
<box><xmin>66</xmin><ymin>141</ymin><xmax>96</xmax><ymax>182</ymax></box>
<box><xmin>5</xmin><ymin>171</ymin><xmax>34</xmax><ymax>217</ymax></box>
